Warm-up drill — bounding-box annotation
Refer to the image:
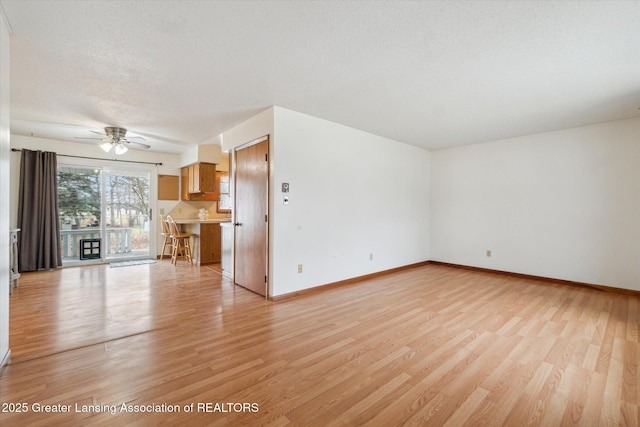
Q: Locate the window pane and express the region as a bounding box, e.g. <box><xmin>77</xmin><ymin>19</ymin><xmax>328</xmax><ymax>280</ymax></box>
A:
<box><xmin>57</xmin><ymin>166</ymin><xmax>102</xmax><ymax>262</ymax></box>
<box><xmin>105</xmin><ymin>169</ymin><xmax>150</xmax><ymax>258</ymax></box>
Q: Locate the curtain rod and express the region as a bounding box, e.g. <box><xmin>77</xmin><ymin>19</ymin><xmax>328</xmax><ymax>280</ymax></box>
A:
<box><xmin>11</xmin><ymin>148</ymin><xmax>163</xmax><ymax>166</ymax></box>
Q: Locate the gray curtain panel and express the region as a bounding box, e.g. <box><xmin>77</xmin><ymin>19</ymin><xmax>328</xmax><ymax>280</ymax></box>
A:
<box><xmin>17</xmin><ymin>149</ymin><xmax>63</xmax><ymax>271</ymax></box>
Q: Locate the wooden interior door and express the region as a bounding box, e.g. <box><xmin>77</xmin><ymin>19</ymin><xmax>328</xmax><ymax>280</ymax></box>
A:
<box><xmin>234</xmin><ymin>136</ymin><xmax>269</xmax><ymax>296</ymax></box>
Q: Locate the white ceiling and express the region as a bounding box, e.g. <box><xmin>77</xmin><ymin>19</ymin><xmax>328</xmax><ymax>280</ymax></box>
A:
<box><xmin>2</xmin><ymin>0</ymin><xmax>639</xmax><ymax>154</ymax></box>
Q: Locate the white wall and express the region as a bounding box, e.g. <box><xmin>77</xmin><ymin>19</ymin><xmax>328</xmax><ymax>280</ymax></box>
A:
<box><xmin>220</xmin><ymin>106</ymin><xmax>430</xmax><ymax>297</ymax></box>
<box><xmin>221</xmin><ymin>107</ymin><xmax>274</xmax><ymax>152</ymax></box>
<box><xmin>0</xmin><ymin>6</ymin><xmax>11</xmax><ymax>366</ymax></box>
<box><xmin>430</xmin><ymin>117</ymin><xmax>640</xmax><ymax>291</ymax></box>
<box><xmin>271</xmin><ymin>107</ymin><xmax>430</xmax><ymax>296</ymax></box>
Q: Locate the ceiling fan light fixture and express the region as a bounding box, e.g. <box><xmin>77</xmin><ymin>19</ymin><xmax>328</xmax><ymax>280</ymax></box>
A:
<box><xmin>77</xmin><ymin>126</ymin><xmax>148</xmax><ymax>154</ymax></box>
<box><xmin>114</xmin><ymin>143</ymin><xmax>128</xmax><ymax>155</ymax></box>
<box><xmin>100</xmin><ymin>142</ymin><xmax>114</xmax><ymax>153</ymax></box>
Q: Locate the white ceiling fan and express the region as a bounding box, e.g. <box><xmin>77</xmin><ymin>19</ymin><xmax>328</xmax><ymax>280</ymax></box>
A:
<box><xmin>75</xmin><ymin>126</ymin><xmax>151</xmax><ymax>155</ymax></box>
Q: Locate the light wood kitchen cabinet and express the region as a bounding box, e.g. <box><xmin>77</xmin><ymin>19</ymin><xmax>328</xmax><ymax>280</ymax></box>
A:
<box><xmin>178</xmin><ymin>221</ymin><xmax>222</xmax><ymax>265</ymax></box>
<box><xmin>181</xmin><ymin>162</ymin><xmax>217</xmax><ymax>201</ymax></box>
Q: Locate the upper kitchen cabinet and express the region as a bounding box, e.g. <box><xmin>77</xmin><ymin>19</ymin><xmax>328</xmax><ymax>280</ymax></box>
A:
<box><xmin>181</xmin><ymin>162</ymin><xmax>217</xmax><ymax>201</ymax></box>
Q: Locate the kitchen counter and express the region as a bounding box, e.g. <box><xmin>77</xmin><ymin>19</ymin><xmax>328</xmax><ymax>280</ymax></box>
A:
<box><xmin>175</xmin><ymin>218</ymin><xmax>232</xmax><ymax>224</ymax></box>
<box><xmin>175</xmin><ymin>220</ymin><xmax>228</xmax><ymax>265</ymax></box>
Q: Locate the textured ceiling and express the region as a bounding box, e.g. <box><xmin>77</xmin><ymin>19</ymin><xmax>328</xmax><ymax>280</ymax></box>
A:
<box><xmin>2</xmin><ymin>0</ymin><xmax>639</xmax><ymax>153</ymax></box>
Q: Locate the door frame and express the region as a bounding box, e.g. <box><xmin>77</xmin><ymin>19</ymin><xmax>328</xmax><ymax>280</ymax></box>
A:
<box><xmin>233</xmin><ymin>135</ymin><xmax>270</xmax><ymax>298</ymax></box>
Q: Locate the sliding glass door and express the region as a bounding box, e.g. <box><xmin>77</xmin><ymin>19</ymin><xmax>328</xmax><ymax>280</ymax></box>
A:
<box><xmin>104</xmin><ymin>169</ymin><xmax>151</xmax><ymax>260</ymax></box>
<box><xmin>58</xmin><ymin>161</ymin><xmax>155</xmax><ymax>265</ymax></box>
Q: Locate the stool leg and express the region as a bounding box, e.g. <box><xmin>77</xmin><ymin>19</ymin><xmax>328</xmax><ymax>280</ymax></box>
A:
<box><xmin>171</xmin><ymin>237</ymin><xmax>179</xmax><ymax>264</ymax></box>
<box><xmin>160</xmin><ymin>235</ymin><xmax>169</xmax><ymax>260</ymax></box>
<box><xmin>184</xmin><ymin>239</ymin><xmax>192</xmax><ymax>263</ymax></box>
<box><xmin>178</xmin><ymin>238</ymin><xmax>184</xmax><ymax>263</ymax></box>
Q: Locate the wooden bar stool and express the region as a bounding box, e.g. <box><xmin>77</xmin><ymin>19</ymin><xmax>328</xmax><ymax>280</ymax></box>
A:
<box><xmin>159</xmin><ymin>215</ymin><xmax>174</xmax><ymax>260</ymax></box>
<box><xmin>166</xmin><ymin>215</ymin><xmax>193</xmax><ymax>265</ymax></box>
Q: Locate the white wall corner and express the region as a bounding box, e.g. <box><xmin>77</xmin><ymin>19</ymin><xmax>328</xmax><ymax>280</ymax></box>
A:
<box><xmin>0</xmin><ymin>4</ymin><xmax>12</xmax><ymax>366</ymax></box>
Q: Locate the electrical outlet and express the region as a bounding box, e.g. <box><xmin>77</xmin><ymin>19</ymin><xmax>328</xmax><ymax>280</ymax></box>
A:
<box><xmin>159</xmin><ymin>208</ymin><xmax>165</xmax><ymax>215</ymax></box>
<box><xmin>369</xmin><ymin>253</ymin><xmax>373</xmax><ymax>261</ymax></box>
<box><xmin>486</xmin><ymin>250</ymin><xmax>492</xmax><ymax>257</ymax></box>
<box><xmin>297</xmin><ymin>264</ymin><xmax>303</xmax><ymax>273</ymax></box>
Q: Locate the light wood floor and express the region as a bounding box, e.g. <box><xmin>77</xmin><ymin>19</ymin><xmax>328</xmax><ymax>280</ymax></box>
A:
<box><xmin>1</xmin><ymin>261</ymin><xmax>638</xmax><ymax>426</ymax></box>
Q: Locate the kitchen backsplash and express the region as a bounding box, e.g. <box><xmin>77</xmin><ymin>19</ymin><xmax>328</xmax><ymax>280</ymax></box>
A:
<box><xmin>167</xmin><ymin>201</ymin><xmax>231</xmax><ymax>219</ymax></box>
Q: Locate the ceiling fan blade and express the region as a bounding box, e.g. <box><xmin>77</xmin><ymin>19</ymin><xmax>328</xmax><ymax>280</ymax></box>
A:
<box><xmin>74</xmin><ymin>137</ymin><xmax>109</xmax><ymax>141</ymax></box>
<box><xmin>126</xmin><ymin>140</ymin><xmax>151</xmax><ymax>149</ymax></box>
<box><xmin>90</xmin><ymin>130</ymin><xmax>107</xmax><ymax>136</ymax></box>
<box><xmin>124</xmin><ymin>136</ymin><xmax>146</xmax><ymax>142</ymax></box>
